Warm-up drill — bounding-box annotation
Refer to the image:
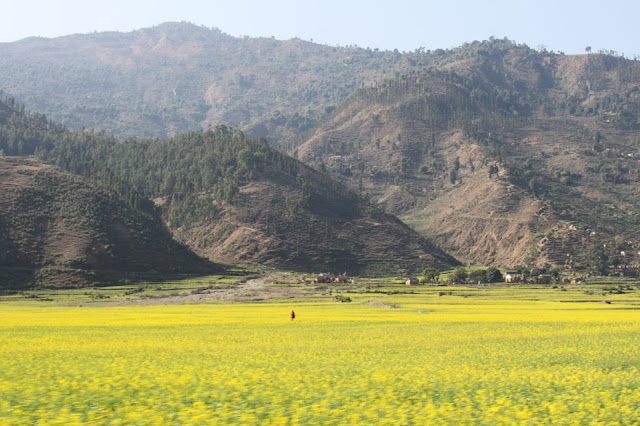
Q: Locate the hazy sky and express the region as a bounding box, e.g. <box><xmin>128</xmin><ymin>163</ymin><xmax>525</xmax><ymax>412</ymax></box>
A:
<box><xmin>2</xmin><ymin>0</ymin><xmax>638</xmax><ymax>56</ymax></box>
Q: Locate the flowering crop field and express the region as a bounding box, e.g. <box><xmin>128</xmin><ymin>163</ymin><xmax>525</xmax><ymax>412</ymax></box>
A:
<box><xmin>1</xmin><ymin>289</ymin><xmax>640</xmax><ymax>424</ymax></box>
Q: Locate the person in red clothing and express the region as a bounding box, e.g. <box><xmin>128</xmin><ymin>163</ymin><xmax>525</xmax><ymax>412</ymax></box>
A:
<box><xmin>291</xmin><ymin>310</ymin><xmax>295</xmax><ymax>321</ymax></box>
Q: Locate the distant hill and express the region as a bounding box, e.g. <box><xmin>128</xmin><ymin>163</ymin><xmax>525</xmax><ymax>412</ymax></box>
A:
<box><xmin>0</xmin><ymin>96</ymin><xmax>456</xmax><ymax>276</ymax></box>
<box><xmin>0</xmin><ymin>157</ymin><xmax>217</xmax><ymax>289</ymax></box>
<box><xmin>0</xmin><ymin>22</ymin><xmax>410</xmax><ymax>144</ymax></box>
<box><xmin>296</xmin><ymin>39</ymin><xmax>640</xmax><ymax>270</ymax></box>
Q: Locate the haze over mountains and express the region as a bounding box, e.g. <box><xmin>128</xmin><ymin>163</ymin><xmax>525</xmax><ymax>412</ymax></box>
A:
<box><xmin>1</xmin><ymin>22</ymin><xmax>640</xmax><ymax>285</ymax></box>
<box><xmin>0</xmin><ymin>22</ymin><xmax>404</xmax><ymax>143</ymax></box>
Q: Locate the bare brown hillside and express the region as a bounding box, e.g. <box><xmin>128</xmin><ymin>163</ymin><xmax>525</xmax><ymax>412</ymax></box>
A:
<box><xmin>164</xmin><ymin>163</ymin><xmax>457</xmax><ymax>276</ymax></box>
<box><xmin>0</xmin><ymin>157</ymin><xmax>216</xmax><ymax>288</ymax></box>
<box><xmin>297</xmin><ymin>41</ymin><xmax>640</xmax><ymax>269</ymax></box>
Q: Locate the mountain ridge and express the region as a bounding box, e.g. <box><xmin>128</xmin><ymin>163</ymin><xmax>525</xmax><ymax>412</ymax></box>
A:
<box><xmin>0</xmin><ymin>21</ymin><xmax>408</xmax><ymax>143</ymax></box>
<box><xmin>295</xmin><ymin>40</ymin><xmax>640</xmax><ymax>269</ymax></box>
<box><xmin>3</xmin><ymin>27</ymin><xmax>640</xmax><ymax>272</ymax></box>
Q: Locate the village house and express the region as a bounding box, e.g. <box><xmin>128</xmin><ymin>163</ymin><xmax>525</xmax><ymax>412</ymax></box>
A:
<box><xmin>405</xmin><ymin>277</ymin><xmax>419</xmax><ymax>286</ymax></box>
<box><xmin>314</xmin><ymin>273</ymin><xmax>349</xmax><ymax>283</ymax></box>
<box><xmin>314</xmin><ymin>273</ymin><xmax>335</xmax><ymax>283</ymax></box>
<box><xmin>537</xmin><ymin>274</ymin><xmax>553</xmax><ymax>284</ymax></box>
<box><xmin>334</xmin><ymin>274</ymin><xmax>348</xmax><ymax>283</ymax></box>
<box><xmin>504</xmin><ymin>270</ymin><xmax>522</xmax><ymax>283</ymax></box>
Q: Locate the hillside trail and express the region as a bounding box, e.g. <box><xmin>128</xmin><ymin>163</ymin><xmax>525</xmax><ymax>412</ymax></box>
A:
<box><xmin>113</xmin><ymin>272</ymin><xmax>307</xmax><ymax>306</ymax></box>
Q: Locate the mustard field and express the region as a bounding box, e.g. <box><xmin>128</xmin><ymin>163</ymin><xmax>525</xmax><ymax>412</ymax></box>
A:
<box><xmin>1</xmin><ymin>289</ymin><xmax>640</xmax><ymax>424</ymax></box>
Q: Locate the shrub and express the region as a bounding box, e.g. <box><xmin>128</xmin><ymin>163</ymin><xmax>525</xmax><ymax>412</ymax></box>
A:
<box><xmin>422</xmin><ymin>268</ymin><xmax>440</xmax><ymax>282</ymax></box>
<box><xmin>486</xmin><ymin>267</ymin><xmax>503</xmax><ymax>283</ymax></box>
<box><xmin>449</xmin><ymin>267</ymin><xmax>468</xmax><ymax>284</ymax></box>
<box><xmin>469</xmin><ymin>269</ymin><xmax>487</xmax><ymax>283</ymax></box>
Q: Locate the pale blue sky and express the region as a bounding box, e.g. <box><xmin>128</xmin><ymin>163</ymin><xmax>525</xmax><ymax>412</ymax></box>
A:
<box><xmin>2</xmin><ymin>0</ymin><xmax>638</xmax><ymax>56</ymax></box>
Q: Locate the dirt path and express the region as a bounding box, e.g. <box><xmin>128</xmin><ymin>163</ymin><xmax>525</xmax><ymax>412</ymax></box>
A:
<box><xmin>113</xmin><ymin>273</ymin><xmax>309</xmax><ymax>305</ymax></box>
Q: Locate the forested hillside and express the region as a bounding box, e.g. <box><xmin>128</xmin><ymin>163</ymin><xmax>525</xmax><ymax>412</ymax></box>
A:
<box><xmin>297</xmin><ymin>39</ymin><xmax>640</xmax><ymax>270</ymax></box>
<box><xmin>0</xmin><ymin>96</ymin><xmax>456</xmax><ymax>275</ymax></box>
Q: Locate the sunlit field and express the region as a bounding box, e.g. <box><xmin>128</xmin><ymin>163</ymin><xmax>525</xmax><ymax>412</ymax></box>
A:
<box><xmin>1</xmin><ymin>284</ymin><xmax>640</xmax><ymax>424</ymax></box>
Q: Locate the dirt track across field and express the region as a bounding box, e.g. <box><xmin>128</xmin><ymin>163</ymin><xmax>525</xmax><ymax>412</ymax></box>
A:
<box><xmin>114</xmin><ymin>273</ymin><xmax>309</xmax><ymax>305</ymax></box>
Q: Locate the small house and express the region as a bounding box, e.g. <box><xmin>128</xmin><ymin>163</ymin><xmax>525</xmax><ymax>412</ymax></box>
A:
<box><xmin>504</xmin><ymin>271</ymin><xmax>522</xmax><ymax>283</ymax></box>
<box><xmin>334</xmin><ymin>274</ymin><xmax>348</xmax><ymax>283</ymax></box>
<box><xmin>314</xmin><ymin>273</ymin><xmax>335</xmax><ymax>283</ymax></box>
<box><xmin>405</xmin><ymin>278</ymin><xmax>419</xmax><ymax>286</ymax></box>
<box><xmin>537</xmin><ymin>274</ymin><xmax>552</xmax><ymax>284</ymax></box>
